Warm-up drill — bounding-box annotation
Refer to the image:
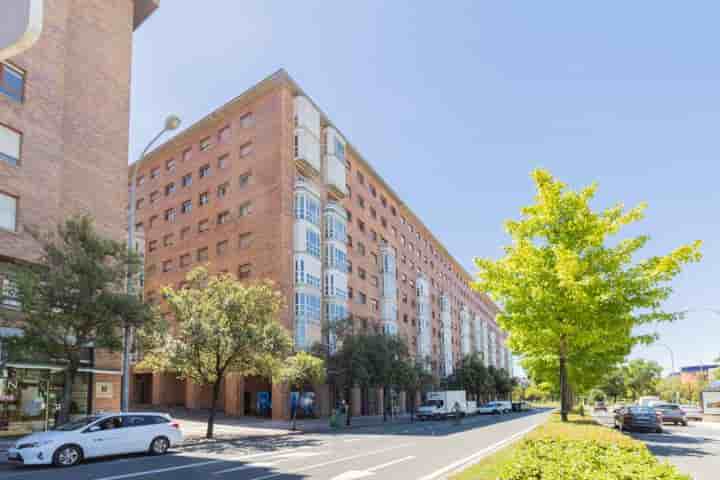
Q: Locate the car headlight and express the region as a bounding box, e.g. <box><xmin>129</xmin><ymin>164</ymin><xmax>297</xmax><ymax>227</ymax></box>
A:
<box><xmin>18</xmin><ymin>440</ymin><xmax>54</xmax><ymax>449</ymax></box>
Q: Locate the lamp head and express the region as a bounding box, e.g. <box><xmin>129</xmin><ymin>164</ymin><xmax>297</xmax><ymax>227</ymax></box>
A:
<box><xmin>164</xmin><ymin>115</ymin><xmax>181</xmax><ymax>131</ymax></box>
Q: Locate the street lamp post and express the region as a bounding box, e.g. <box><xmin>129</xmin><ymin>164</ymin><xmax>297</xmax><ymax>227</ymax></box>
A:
<box><xmin>121</xmin><ymin>115</ymin><xmax>181</xmax><ymax>412</ymax></box>
<box><xmin>655</xmin><ymin>342</ymin><xmax>677</xmax><ymax>404</ymax></box>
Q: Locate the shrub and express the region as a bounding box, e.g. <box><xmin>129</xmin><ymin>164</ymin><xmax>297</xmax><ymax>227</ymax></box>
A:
<box><xmin>499</xmin><ymin>437</ymin><xmax>690</xmax><ymax>480</ymax></box>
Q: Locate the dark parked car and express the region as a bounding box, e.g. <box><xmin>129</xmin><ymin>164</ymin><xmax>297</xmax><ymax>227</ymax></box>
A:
<box><xmin>614</xmin><ymin>406</ymin><xmax>663</xmax><ymax>433</ymax></box>
<box><xmin>652</xmin><ymin>403</ymin><xmax>688</xmax><ymax>426</ymax></box>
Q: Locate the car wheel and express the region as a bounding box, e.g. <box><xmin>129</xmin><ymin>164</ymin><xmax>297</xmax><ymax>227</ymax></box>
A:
<box><xmin>149</xmin><ymin>436</ymin><xmax>170</xmax><ymax>455</ymax></box>
<box><xmin>53</xmin><ymin>444</ymin><xmax>83</xmax><ymax>467</ymax></box>
<box><xmin>656</xmin><ymin>427</ymin><xmax>663</xmax><ymax>434</ymax></box>
<box><xmin>682</xmin><ymin>421</ymin><xmax>688</xmax><ymax>426</ymax></box>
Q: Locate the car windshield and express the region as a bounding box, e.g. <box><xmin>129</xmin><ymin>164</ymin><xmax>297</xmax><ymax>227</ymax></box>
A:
<box><xmin>53</xmin><ymin>416</ymin><xmax>103</xmax><ymax>431</ymax></box>
<box><xmin>628</xmin><ymin>407</ymin><xmax>655</xmax><ymax>415</ymax></box>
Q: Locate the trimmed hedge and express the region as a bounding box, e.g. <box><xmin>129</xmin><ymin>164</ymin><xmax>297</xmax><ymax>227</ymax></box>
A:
<box><xmin>499</xmin><ymin>437</ymin><xmax>690</xmax><ymax>480</ymax></box>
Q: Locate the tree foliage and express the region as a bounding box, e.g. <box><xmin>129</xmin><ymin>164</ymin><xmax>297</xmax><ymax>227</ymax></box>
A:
<box><xmin>138</xmin><ymin>267</ymin><xmax>292</xmax><ymax>438</ymax></box>
<box><xmin>622</xmin><ymin>359</ymin><xmax>663</xmax><ymax>400</ymax></box>
<box><xmin>7</xmin><ymin>216</ymin><xmax>149</xmax><ymax>424</ymax></box>
<box><xmin>473</xmin><ymin>170</ymin><xmax>702</xmax><ymax>420</ymax></box>
<box><xmin>279</xmin><ymin>352</ymin><xmax>325</xmax><ymax>430</ymax></box>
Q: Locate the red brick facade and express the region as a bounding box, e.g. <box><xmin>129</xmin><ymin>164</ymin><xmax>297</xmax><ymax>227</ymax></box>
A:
<box><xmin>0</xmin><ymin>0</ymin><xmax>158</xmax><ymax>415</ymax></box>
<box><xmin>131</xmin><ymin>71</ymin><xmax>510</xmax><ymax>419</ymax></box>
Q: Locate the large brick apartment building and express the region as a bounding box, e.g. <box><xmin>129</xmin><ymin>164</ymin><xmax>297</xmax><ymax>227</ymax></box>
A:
<box><xmin>0</xmin><ymin>0</ymin><xmax>159</xmax><ymax>429</ymax></box>
<box><xmin>131</xmin><ymin>70</ymin><xmax>512</xmax><ymax>420</ymax></box>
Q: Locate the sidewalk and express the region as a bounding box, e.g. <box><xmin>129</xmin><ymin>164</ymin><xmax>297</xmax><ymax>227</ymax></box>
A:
<box><xmin>176</xmin><ymin>410</ymin><xmax>414</xmax><ymax>445</ymax></box>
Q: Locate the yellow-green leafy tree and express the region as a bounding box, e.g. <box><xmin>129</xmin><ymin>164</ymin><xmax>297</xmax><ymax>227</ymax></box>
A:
<box><xmin>473</xmin><ymin>170</ymin><xmax>701</xmax><ymax>421</ymax></box>
<box><xmin>279</xmin><ymin>352</ymin><xmax>326</xmax><ymax>430</ymax></box>
<box><xmin>139</xmin><ymin>267</ymin><xmax>292</xmax><ymax>438</ymax></box>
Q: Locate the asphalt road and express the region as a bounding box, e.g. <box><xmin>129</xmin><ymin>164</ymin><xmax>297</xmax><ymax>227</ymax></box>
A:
<box><xmin>0</xmin><ymin>409</ymin><xmax>550</xmax><ymax>480</ymax></box>
<box><xmin>594</xmin><ymin>411</ymin><xmax>720</xmax><ymax>480</ymax></box>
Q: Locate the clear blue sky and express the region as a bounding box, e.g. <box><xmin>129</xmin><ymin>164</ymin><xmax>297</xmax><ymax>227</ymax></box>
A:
<box><xmin>129</xmin><ymin>1</ymin><xmax>719</xmax><ymax>374</ymax></box>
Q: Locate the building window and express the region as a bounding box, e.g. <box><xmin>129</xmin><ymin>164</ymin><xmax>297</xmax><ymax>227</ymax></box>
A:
<box><xmin>181</xmin><ymin>199</ymin><xmax>192</xmax><ymax>214</ymax></box>
<box><xmin>306</xmin><ymin>229</ymin><xmax>321</xmax><ymax>257</ymax></box>
<box><xmin>136</xmin><ymin>198</ymin><xmax>144</xmax><ymax>210</ymax></box>
<box><xmin>216</xmin><ymin>240</ymin><xmax>228</xmax><ymax>256</ymax></box>
<box><xmin>199</xmin><ymin>164</ymin><xmax>211</xmax><ymax>178</ymax></box>
<box><xmin>148</xmin><ymin>240</ymin><xmax>158</xmax><ymax>252</ymax></box>
<box><xmin>217</xmin><ymin>210</ymin><xmax>230</xmax><ymax>225</ymax></box>
<box><xmin>390</xmin><ymin>206</ymin><xmax>397</xmax><ymax>216</ymax></box>
<box><xmin>198</xmin><ymin>219</ymin><xmax>209</xmax><ymax>233</ymax></box>
<box><xmin>162</xmin><ymin>260</ymin><xmax>174</xmax><ymax>272</ymax></box>
<box><xmin>369</xmin><ymin>185</ymin><xmax>377</xmax><ymax>198</ymax></box>
<box><xmin>357</xmin><ymin>242</ymin><xmax>366</xmax><ymax>256</ymax></box>
<box><xmin>358</xmin><ymin>292</ymin><xmax>367</xmax><ymax>305</ymax></box>
<box><xmin>219</xmin><ymin>125</ymin><xmax>231</xmax><ymax>142</ymax></box>
<box><xmin>371</xmin><ymin>252</ymin><xmax>378</xmax><ymax>266</ymax></box>
<box><xmin>238</xmin><ymin>232</ymin><xmax>252</xmax><ymax>249</ymax></box>
<box><xmin>166</xmin><ymin>159</ymin><xmax>176</xmax><ymax>172</ymax></box>
<box><xmin>381</xmin><ymin>217</ymin><xmax>387</xmax><ymax>228</ymax></box>
<box><xmin>180</xmin><ymin>254</ymin><xmax>191</xmax><ymax>268</ymax></box>
<box><xmin>239</xmin><ymin>201</ymin><xmax>252</xmax><ymax>217</ymax></box>
<box><xmin>348</xmin><ymin>287</ymin><xmax>353</xmax><ymax>299</ymax></box>
<box><xmin>149</xmin><ymin>191</ymin><xmax>160</xmax><ymax>204</ymax></box>
<box><xmin>369</xmin><ymin>208</ymin><xmax>377</xmax><ymax>219</ymax></box>
<box><xmin>0</xmin><ymin>124</ymin><xmax>22</xmax><ymax>166</ymax></box>
<box><xmin>199</xmin><ymin>191</ymin><xmax>209</xmax><ymax>206</ymax></box>
<box><xmin>358</xmin><ymin>268</ymin><xmax>366</xmax><ymax>280</ymax></box>
<box><xmin>238</xmin><ymin>263</ymin><xmax>252</xmax><ymax>279</ymax></box>
<box><xmin>149</xmin><ymin>215</ymin><xmax>158</xmax><ymax>229</ymax></box>
<box><xmin>165</xmin><ymin>183</ymin><xmax>176</xmax><ymax>196</ymax></box>
<box><xmin>357</xmin><ymin>171</ymin><xmax>364</xmax><ymax>184</ymax></box>
<box><xmin>181</xmin><ymin>174</ymin><xmax>192</xmax><ymax>187</ymax></box>
<box><xmin>218</xmin><ymin>154</ymin><xmax>229</xmax><ymax>169</ymax></box>
<box><xmin>238</xmin><ymin>172</ymin><xmax>251</xmax><ymax>188</ymax></box>
<box><xmin>239</xmin><ymin>142</ymin><xmax>253</xmax><ymax>158</ymax></box>
<box><xmin>180</xmin><ymin>226</ymin><xmax>191</xmax><ymax>240</ymax></box>
<box><xmin>136</xmin><ymin>175</ymin><xmax>145</xmax><ymax>187</ymax></box>
<box><xmin>163</xmin><ymin>234</ymin><xmax>174</xmax><ymax>247</ymax></box>
<box><xmin>347</xmin><ymin>260</ymin><xmax>353</xmax><ymax>273</ymax></box>
<box><xmin>240</xmin><ymin>112</ymin><xmax>254</xmax><ymax>128</ymax></box>
<box><xmin>150</xmin><ymin>167</ymin><xmax>160</xmax><ymax>179</ymax></box>
<box><xmin>370</xmin><ymin>298</ymin><xmax>379</xmax><ymax>312</ymax></box>
<box><xmin>0</xmin><ymin>63</ymin><xmax>25</xmax><ymax>102</ymax></box>
<box><xmin>164</xmin><ymin>208</ymin><xmax>176</xmax><ymax>223</ymax></box>
<box><xmin>199</xmin><ymin>137</ymin><xmax>213</xmax><ymax>151</ymax></box>
<box><xmin>1</xmin><ymin>273</ymin><xmax>20</xmax><ymax>309</ymax></box>
<box><xmin>357</xmin><ymin>196</ymin><xmax>365</xmax><ymax>209</ymax></box>
<box><xmin>197</xmin><ymin>247</ymin><xmax>209</xmax><ymax>262</ymax></box>
<box><xmin>357</xmin><ymin>219</ymin><xmax>365</xmax><ymax>232</ymax></box>
<box><xmin>217</xmin><ymin>183</ymin><xmax>228</xmax><ymax>198</ymax></box>
<box><xmin>347</xmin><ymin>235</ymin><xmax>353</xmax><ymax>247</ymax></box>
<box><xmin>370</xmin><ymin>230</ymin><xmax>378</xmax><ymax>242</ymax></box>
<box><xmin>380</xmin><ymin>196</ymin><xmax>387</xmax><ymax>208</ymax></box>
<box><xmin>182</xmin><ymin>148</ymin><xmax>192</xmax><ymax>162</ymax></box>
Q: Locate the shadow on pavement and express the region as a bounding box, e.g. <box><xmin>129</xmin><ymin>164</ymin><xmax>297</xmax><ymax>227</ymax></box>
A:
<box><xmin>631</xmin><ymin>431</ymin><xmax>719</xmax><ymax>459</ymax></box>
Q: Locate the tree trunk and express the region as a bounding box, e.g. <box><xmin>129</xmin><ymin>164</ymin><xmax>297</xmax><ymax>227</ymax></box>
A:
<box><xmin>291</xmin><ymin>388</ymin><xmax>301</xmax><ymax>431</ymax></box>
<box><xmin>345</xmin><ymin>385</ymin><xmax>352</xmax><ymax>426</ymax></box>
<box><xmin>559</xmin><ymin>352</ymin><xmax>569</xmax><ymax>422</ymax></box>
<box><xmin>382</xmin><ymin>386</ymin><xmax>388</xmax><ymax>422</ymax></box>
<box><xmin>59</xmin><ymin>367</ymin><xmax>76</xmax><ymax>425</ymax></box>
<box><xmin>206</xmin><ymin>380</ymin><xmax>222</xmax><ymax>439</ymax></box>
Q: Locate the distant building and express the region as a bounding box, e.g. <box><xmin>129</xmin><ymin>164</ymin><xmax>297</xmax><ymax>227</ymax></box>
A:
<box><xmin>680</xmin><ymin>364</ymin><xmax>718</xmax><ymax>384</ymax></box>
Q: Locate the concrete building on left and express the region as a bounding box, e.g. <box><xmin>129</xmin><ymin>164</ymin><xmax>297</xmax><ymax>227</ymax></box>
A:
<box><xmin>0</xmin><ymin>0</ymin><xmax>159</xmax><ymax>433</ymax></box>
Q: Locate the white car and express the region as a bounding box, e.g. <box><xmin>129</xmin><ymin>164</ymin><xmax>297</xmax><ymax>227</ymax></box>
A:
<box><xmin>7</xmin><ymin>412</ymin><xmax>183</xmax><ymax>467</ymax></box>
<box><xmin>477</xmin><ymin>402</ymin><xmax>508</xmax><ymax>414</ymax></box>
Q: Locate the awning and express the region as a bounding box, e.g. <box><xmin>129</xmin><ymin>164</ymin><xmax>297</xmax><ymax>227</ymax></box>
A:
<box><xmin>4</xmin><ymin>362</ymin><xmax>122</xmax><ymax>376</ymax></box>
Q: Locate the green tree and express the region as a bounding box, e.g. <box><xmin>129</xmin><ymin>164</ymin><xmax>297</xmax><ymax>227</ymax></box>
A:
<box><xmin>623</xmin><ymin>359</ymin><xmax>663</xmax><ymax>400</ymax></box>
<box><xmin>395</xmin><ymin>360</ymin><xmax>435</xmax><ymax>421</ymax></box>
<box><xmin>279</xmin><ymin>352</ymin><xmax>326</xmax><ymax>430</ymax></box>
<box><xmin>473</xmin><ymin>170</ymin><xmax>702</xmax><ymax>421</ymax></box>
<box><xmin>8</xmin><ymin>216</ymin><xmax>149</xmax><ymax>424</ymax></box>
<box><xmin>138</xmin><ymin>267</ymin><xmax>292</xmax><ymax>438</ymax></box>
<box><xmin>597</xmin><ymin>367</ymin><xmax>626</xmax><ymax>403</ymax></box>
<box><xmin>454</xmin><ymin>354</ymin><xmax>491</xmax><ymax>402</ymax></box>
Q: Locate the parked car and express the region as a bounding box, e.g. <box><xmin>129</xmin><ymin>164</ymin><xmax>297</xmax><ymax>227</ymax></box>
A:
<box><xmin>652</xmin><ymin>403</ymin><xmax>688</xmax><ymax>426</ymax></box>
<box><xmin>681</xmin><ymin>404</ymin><xmax>703</xmax><ymax>421</ymax></box>
<box><xmin>478</xmin><ymin>401</ymin><xmax>511</xmax><ymax>414</ymax></box>
<box><xmin>614</xmin><ymin>406</ymin><xmax>663</xmax><ymax>433</ymax></box>
<box><xmin>417</xmin><ymin>391</ymin><xmax>468</xmax><ymax>419</ymax></box>
<box><xmin>7</xmin><ymin>412</ymin><xmax>182</xmax><ymax>467</ymax></box>
<box><xmin>594</xmin><ymin>401</ymin><xmax>607</xmax><ymax>412</ymax></box>
<box><xmin>612</xmin><ymin>403</ymin><xmax>626</xmax><ymax>413</ymax></box>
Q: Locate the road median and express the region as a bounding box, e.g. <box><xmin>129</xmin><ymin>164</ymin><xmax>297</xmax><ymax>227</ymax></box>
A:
<box><xmin>450</xmin><ymin>412</ymin><xmax>690</xmax><ymax>480</ymax></box>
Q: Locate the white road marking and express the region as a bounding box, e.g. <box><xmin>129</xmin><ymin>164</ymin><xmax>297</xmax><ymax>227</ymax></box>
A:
<box><xmin>213</xmin><ymin>461</ymin><xmax>278</xmax><ymax>475</ymax></box>
<box><xmin>247</xmin><ymin>443</ymin><xmax>416</xmax><ymax>480</ymax></box>
<box><xmin>329</xmin><ymin>456</ymin><xmax>415</xmax><ymax>480</ymax></box>
<box><xmin>94</xmin><ymin>460</ymin><xmax>225</xmax><ymax>480</ymax></box>
<box><xmin>367</xmin><ymin>455</ymin><xmax>415</xmax><ymax>472</ymax></box>
<box><xmin>343</xmin><ymin>438</ymin><xmax>363</xmax><ymax>443</ymax></box>
<box><xmin>417</xmin><ymin>422</ymin><xmax>541</xmax><ymax>480</ymax></box>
